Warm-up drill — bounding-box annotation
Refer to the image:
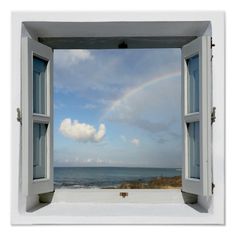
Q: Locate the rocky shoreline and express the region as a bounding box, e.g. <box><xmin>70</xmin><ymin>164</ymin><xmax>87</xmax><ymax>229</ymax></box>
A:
<box><xmin>116</xmin><ymin>176</ymin><xmax>181</xmax><ymax>189</ymax></box>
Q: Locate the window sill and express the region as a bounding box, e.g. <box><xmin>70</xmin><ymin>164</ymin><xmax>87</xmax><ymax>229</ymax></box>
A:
<box><xmin>48</xmin><ymin>188</ymin><xmax>186</xmax><ymax>204</ymax></box>
<box><xmin>11</xmin><ymin>189</ymin><xmax>222</xmax><ymax>225</ymax></box>
<box><xmin>13</xmin><ymin>201</ymin><xmax>219</xmax><ymax>225</ymax></box>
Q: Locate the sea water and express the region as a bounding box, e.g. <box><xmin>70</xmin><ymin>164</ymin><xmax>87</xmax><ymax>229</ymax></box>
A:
<box><xmin>54</xmin><ymin>167</ymin><xmax>181</xmax><ymax>189</ymax></box>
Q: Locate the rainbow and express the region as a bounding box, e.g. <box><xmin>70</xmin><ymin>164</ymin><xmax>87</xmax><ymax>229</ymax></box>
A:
<box><xmin>101</xmin><ymin>70</ymin><xmax>181</xmax><ymax>120</ymax></box>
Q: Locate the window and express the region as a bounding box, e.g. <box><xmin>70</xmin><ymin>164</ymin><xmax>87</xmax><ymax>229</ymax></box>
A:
<box><xmin>12</xmin><ymin>13</ymin><xmax>225</xmax><ymax>225</ymax></box>
<box><xmin>21</xmin><ymin>35</ymin><xmax>212</xmax><ymax>197</ymax></box>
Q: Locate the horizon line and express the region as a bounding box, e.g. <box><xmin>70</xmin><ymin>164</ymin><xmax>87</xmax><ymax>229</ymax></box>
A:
<box><xmin>54</xmin><ymin>166</ymin><xmax>182</xmax><ymax>169</ymax></box>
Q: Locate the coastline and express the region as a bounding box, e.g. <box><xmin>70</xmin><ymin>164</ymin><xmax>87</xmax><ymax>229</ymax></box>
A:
<box><xmin>115</xmin><ymin>176</ymin><xmax>181</xmax><ymax>189</ymax></box>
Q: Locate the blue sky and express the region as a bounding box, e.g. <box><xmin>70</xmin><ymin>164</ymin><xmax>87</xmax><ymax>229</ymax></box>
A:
<box><xmin>53</xmin><ymin>48</ymin><xmax>182</xmax><ymax>168</ymax></box>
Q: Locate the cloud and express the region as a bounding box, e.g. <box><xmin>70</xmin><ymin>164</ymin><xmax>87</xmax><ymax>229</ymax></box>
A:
<box><xmin>131</xmin><ymin>138</ymin><xmax>140</xmax><ymax>146</ymax></box>
<box><xmin>83</xmin><ymin>103</ymin><xmax>97</xmax><ymax>110</ymax></box>
<box><xmin>59</xmin><ymin>118</ymin><xmax>106</xmax><ymax>142</ymax></box>
<box><xmin>103</xmin><ymin>75</ymin><xmax>181</xmax><ymax>136</ymax></box>
<box><xmin>54</xmin><ymin>102</ymin><xmax>65</xmax><ymax>110</ymax></box>
<box><xmin>113</xmin><ymin>117</ymin><xmax>172</xmax><ymax>134</ymax></box>
<box><xmin>53</xmin><ymin>149</ymin><xmax>126</xmax><ymax>167</ymax></box>
<box><xmin>54</xmin><ymin>49</ymin><xmax>181</xmax><ymax>100</ymax></box>
<box><xmin>54</xmin><ymin>50</ymin><xmax>93</xmax><ymax>68</ymax></box>
<box><xmin>93</xmin><ymin>124</ymin><xmax>106</xmax><ymax>142</ymax></box>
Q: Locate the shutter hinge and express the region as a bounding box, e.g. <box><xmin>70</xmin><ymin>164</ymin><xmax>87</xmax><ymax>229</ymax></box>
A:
<box><xmin>211</xmin><ymin>107</ymin><xmax>216</xmax><ymax>125</ymax></box>
<box><xmin>212</xmin><ymin>183</ymin><xmax>215</xmax><ymax>194</ymax></box>
<box><xmin>16</xmin><ymin>108</ymin><xmax>22</xmax><ymax>125</ymax></box>
<box><xmin>211</xmin><ymin>37</ymin><xmax>215</xmax><ymax>49</ymax></box>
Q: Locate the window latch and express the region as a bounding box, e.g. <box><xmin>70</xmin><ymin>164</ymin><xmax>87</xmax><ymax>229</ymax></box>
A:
<box><xmin>16</xmin><ymin>108</ymin><xmax>22</xmax><ymax>125</ymax></box>
<box><xmin>211</xmin><ymin>107</ymin><xmax>216</xmax><ymax>125</ymax></box>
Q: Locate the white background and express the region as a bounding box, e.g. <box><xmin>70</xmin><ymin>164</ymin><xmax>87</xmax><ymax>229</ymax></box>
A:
<box><xmin>0</xmin><ymin>0</ymin><xmax>234</xmax><ymax>235</ymax></box>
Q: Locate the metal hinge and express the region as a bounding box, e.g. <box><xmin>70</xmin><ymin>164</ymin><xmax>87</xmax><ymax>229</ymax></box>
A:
<box><xmin>212</xmin><ymin>183</ymin><xmax>215</xmax><ymax>194</ymax></box>
<box><xmin>211</xmin><ymin>37</ymin><xmax>215</xmax><ymax>49</ymax></box>
<box><xmin>16</xmin><ymin>108</ymin><xmax>22</xmax><ymax>125</ymax></box>
<box><xmin>211</xmin><ymin>107</ymin><xmax>216</xmax><ymax>125</ymax></box>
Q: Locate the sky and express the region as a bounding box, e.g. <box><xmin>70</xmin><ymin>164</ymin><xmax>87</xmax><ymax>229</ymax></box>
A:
<box><xmin>53</xmin><ymin>48</ymin><xmax>182</xmax><ymax>168</ymax></box>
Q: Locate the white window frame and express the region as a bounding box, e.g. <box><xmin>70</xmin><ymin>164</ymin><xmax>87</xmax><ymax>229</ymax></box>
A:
<box><xmin>11</xmin><ymin>12</ymin><xmax>225</xmax><ymax>225</ymax></box>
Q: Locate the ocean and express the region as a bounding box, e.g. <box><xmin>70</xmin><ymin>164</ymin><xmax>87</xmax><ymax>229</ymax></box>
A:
<box><xmin>54</xmin><ymin>167</ymin><xmax>182</xmax><ymax>189</ymax></box>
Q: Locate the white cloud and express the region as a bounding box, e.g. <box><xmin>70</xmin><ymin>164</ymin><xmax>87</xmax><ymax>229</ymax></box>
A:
<box><xmin>131</xmin><ymin>138</ymin><xmax>140</xmax><ymax>146</ymax></box>
<box><xmin>54</xmin><ymin>49</ymin><xmax>93</xmax><ymax>68</ymax></box>
<box><xmin>70</xmin><ymin>50</ymin><xmax>93</xmax><ymax>61</ymax></box>
<box><xmin>93</xmin><ymin>124</ymin><xmax>106</xmax><ymax>142</ymax></box>
<box><xmin>59</xmin><ymin>118</ymin><xmax>106</xmax><ymax>143</ymax></box>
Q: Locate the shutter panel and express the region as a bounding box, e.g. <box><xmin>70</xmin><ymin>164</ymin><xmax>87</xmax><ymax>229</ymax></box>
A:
<box><xmin>22</xmin><ymin>37</ymin><xmax>54</xmax><ymax>195</ymax></box>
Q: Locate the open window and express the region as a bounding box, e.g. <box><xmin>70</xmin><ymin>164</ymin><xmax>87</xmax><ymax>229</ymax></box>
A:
<box><xmin>181</xmin><ymin>36</ymin><xmax>212</xmax><ymax>196</ymax></box>
<box><xmin>22</xmin><ymin>38</ymin><xmax>54</xmax><ymax>195</ymax></box>
<box><xmin>21</xmin><ymin>36</ymin><xmax>212</xmax><ymax>198</ymax></box>
<box><xmin>11</xmin><ymin>12</ymin><xmax>225</xmax><ymax>225</ymax></box>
